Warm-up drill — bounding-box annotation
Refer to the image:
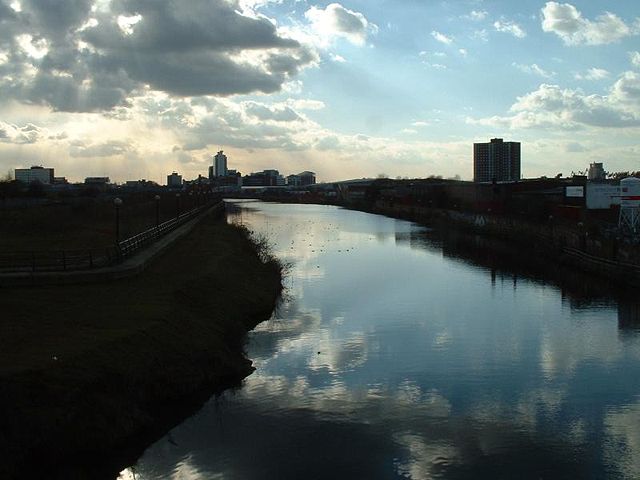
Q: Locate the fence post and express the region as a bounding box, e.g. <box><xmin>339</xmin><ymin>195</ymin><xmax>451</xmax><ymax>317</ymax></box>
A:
<box><xmin>89</xmin><ymin>251</ymin><xmax>93</xmax><ymax>269</ymax></box>
<box><xmin>62</xmin><ymin>251</ymin><xmax>67</xmax><ymax>271</ymax></box>
<box><xmin>32</xmin><ymin>252</ymin><xmax>36</xmax><ymax>273</ymax></box>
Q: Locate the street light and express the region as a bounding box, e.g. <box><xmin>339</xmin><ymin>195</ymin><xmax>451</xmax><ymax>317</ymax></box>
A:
<box><xmin>175</xmin><ymin>193</ymin><xmax>181</xmax><ymax>219</ymax></box>
<box><xmin>154</xmin><ymin>195</ymin><xmax>161</xmax><ymax>228</ymax></box>
<box><xmin>114</xmin><ymin>197</ymin><xmax>123</xmax><ymax>243</ymax></box>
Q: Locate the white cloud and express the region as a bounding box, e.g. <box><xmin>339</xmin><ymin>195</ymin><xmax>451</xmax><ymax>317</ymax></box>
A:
<box><xmin>431</xmin><ymin>31</ymin><xmax>453</xmax><ymax>45</ymax></box>
<box><xmin>513</xmin><ymin>63</ymin><xmax>555</xmax><ymax>78</ymax></box>
<box><xmin>15</xmin><ymin>34</ymin><xmax>49</xmax><ymax>59</ymax></box>
<box><xmin>494</xmin><ymin>19</ymin><xmax>526</xmax><ymax>38</ymax></box>
<box><xmin>630</xmin><ymin>51</ymin><xmax>640</xmax><ymax>68</ymax></box>
<box><xmin>458</xmin><ymin>48</ymin><xmax>468</xmax><ymax>57</ymax></box>
<box><xmin>287</xmin><ymin>99</ymin><xmax>326</xmax><ymax>111</ymax></box>
<box><xmin>0</xmin><ymin>121</ymin><xmax>46</xmax><ymax>144</ymax></box>
<box><xmin>116</xmin><ymin>14</ymin><xmax>142</xmax><ymax>36</ymax></box>
<box><xmin>423</xmin><ymin>62</ymin><xmax>447</xmax><ymax>70</ymax></box>
<box><xmin>467</xmin><ymin>10</ymin><xmax>488</xmax><ymax>22</ymax></box>
<box><xmin>305</xmin><ymin>3</ymin><xmax>377</xmax><ymax>46</ymax></box>
<box><xmin>574</xmin><ymin>68</ymin><xmax>610</xmax><ymax>81</ymax></box>
<box><xmin>467</xmin><ymin>72</ymin><xmax>640</xmax><ymax>130</ymax></box>
<box><xmin>472</xmin><ymin>29</ymin><xmax>489</xmax><ymax>42</ymax></box>
<box><xmin>541</xmin><ymin>2</ymin><xmax>636</xmax><ymax>46</ymax></box>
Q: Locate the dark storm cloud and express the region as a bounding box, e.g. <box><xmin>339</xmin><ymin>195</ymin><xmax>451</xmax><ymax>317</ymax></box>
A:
<box><xmin>86</xmin><ymin>0</ymin><xmax>299</xmax><ymax>52</ymax></box>
<box><xmin>20</xmin><ymin>0</ymin><xmax>93</xmax><ymax>39</ymax></box>
<box><xmin>0</xmin><ymin>0</ymin><xmax>317</xmax><ymax>112</ymax></box>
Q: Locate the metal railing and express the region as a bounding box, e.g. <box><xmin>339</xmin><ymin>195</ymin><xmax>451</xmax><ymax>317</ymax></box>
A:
<box><xmin>0</xmin><ymin>248</ymin><xmax>117</xmax><ymax>273</ymax></box>
<box><xmin>0</xmin><ymin>201</ymin><xmax>224</xmax><ymax>274</ymax></box>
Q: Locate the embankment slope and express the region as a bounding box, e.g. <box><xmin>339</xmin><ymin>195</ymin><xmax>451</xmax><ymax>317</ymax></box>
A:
<box><xmin>0</xmin><ymin>211</ymin><xmax>282</xmax><ymax>478</ymax></box>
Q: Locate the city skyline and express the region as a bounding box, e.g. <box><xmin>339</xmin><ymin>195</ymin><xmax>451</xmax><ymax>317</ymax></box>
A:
<box><xmin>0</xmin><ymin>1</ymin><xmax>639</xmax><ymax>184</ymax></box>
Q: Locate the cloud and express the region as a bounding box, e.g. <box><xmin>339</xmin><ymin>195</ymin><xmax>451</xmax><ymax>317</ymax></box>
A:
<box><xmin>0</xmin><ymin>121</ymin><xmax>45</xmax><ymax>144</ymax></box>
<box><xmin>69</xmin><ymin>140</ymin><xmax>133</xmax><ymax>157</ymax></box>
<box><xmin>465</xmin><ymin>10</ymin><xmax>488</xmax><ymax>22</ymax></box>
<box><xmin>305</xmin><ymin>3</ymin><xmax>377</xmax><ymax>46</ymax></box>
<box><xmin>574</xmin><ymin>68</ymin><xmax>610</xmax><ymax>81</ymax></box>
<box><xmin>494</xmin><ymin>19</ymin><xmax>526</xmax><ymax>38</ymax></box>
<box><xmin>315</xmin><ymin>135</ymin><xmax>340</xmax><ymax>150</ymax></box>
<box><xmin>513</xmin><ymin>63</ymin><xmax>555</xmax><ymax>78</ymax></box>
<box><xmin>431</xmin><ymin>31</ymin><xmax>453</xmax><ymax>45</ymax></box>
<box><xmin>631</xmin><ymin>51</ymin><xmax>640</xmax><ymax>68</ymax></box>
<box><xmin>565</xmin><ymin>142</ymin><xmax>586</xmax><ymax>152</ymax></box>
<box><xmin>468</xmin><ymin>72</ymin><xmax>640</xmax><ymax>130</ymax></box>
<box><xmin>243</xmin><ymin>101</ymin><xmax>303</xmax><ymax>122</ymax></box>
<box><xmin>472</xmin><ymin>29</ymin><xmax>489</xmax><ymax>42</ymax></box>
<box><xmin>287</xmin><ymin>99</ymin><xmax>325</xmax><ymax>111</ymax></box>
<box><xmin>541</xmin><ymin>2</ymin><xmax>636</xmax><ymax>46</ymax></box>
<box><xmin>0</xmin><ymin>0</ymin><xmax>318</xmax><ymax>112</ymax></box>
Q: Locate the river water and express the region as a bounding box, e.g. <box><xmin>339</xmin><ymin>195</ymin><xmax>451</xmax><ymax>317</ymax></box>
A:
<box><xmin>120</xmin><ymin>201</ymin><xmax>640</xmax><ymax>480</ymax></box>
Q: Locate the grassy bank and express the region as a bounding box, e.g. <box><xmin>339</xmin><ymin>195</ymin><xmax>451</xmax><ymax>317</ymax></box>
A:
<box><xmin>0</xmin><ymin>210</ymin><xmax>282</xmax><ymax>478</ymax></box>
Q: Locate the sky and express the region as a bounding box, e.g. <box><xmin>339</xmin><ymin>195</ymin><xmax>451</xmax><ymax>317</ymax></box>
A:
<box><xmin>0</xmin><ymin>0</ymin><xmax>639</xmax><ymax>183</ymax></box>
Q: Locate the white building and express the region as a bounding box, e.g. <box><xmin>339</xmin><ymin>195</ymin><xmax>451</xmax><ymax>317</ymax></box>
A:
<box><xmin>213</xmin><ymin>151</ymin><xmax>227</xmax><ymax>177</ymax></box>
<box><xmin>15</xmin><ymin>166</ymin><xmax>54</xmax><ymax>184</ymax></box>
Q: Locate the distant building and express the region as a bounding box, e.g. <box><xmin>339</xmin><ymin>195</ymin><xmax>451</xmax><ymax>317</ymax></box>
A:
<box><xmin>15</xmin><ymin>166</ymin><xmax>54</xmax><ymax>184</ymax></box>
<box><xmin>167</xmin><ymin>172</ymin><xmax>182</xmax><ymax>188</ymax></box>
<box><xmin>125</xmin><ymin>179</ymin><xmax>158</xmax><ymax>190</ymax></box>
<box><xmin>213</xmin><ymin>150</ymin><xmax>227</xmax><ymax>177</ymax></box>
<box><xmin>243</xmin><ymin>169</ymin><xmax>285</xmax><ymax>187</ymax></box>
<box><xmin>588</xmin><ymin>162</ymin><xmax>606</xmax><ymax>181</ymax></box>
<box><xmin>83</xmin><ymin>177</ymin><xmax>111</xmax><ymax>192</ymax></box>
<box><xmin>85</xmin><ymin>177</ymin><xmax>110</xmax><ymax>185</ymax></box>
<box><xmin>287</xmin><ymin>171</ymin><xmax>316</xmax><ymax>187</ymax></box>
<box><xmin>473</xmin><ymin>138</ymin><xmax>521</xmax><ymax>183</ymax></box>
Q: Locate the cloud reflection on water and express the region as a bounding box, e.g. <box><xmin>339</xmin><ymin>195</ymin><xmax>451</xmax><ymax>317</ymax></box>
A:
<box><xmin>123</xmin><ymin>202</ymin><xmax>640</xmax><ymax>480</ymax></box>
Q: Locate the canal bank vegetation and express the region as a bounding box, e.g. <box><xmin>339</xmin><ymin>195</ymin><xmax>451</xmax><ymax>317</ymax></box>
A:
<box><xmin>0</xmin><ymin>210</ymin><xmax>283</xmax><ymax>478</ymax></box>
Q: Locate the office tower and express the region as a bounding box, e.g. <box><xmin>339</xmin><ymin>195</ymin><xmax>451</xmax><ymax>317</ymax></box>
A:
<box><xmin>213</xmin><ymin>151</ymin><xmax>227</xmax><ymax>177</ymax></box>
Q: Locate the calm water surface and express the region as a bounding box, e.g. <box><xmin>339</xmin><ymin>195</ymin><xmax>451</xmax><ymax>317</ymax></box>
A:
<box><xmin>121</xmin><ymin>201</ymin><xmax>640</xmax><ymax>479</ymax></box>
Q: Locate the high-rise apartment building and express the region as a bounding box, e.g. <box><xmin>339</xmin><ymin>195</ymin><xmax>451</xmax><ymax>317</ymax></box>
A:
<box><xmin>473</xmin><ymin>138</ymin><xmax>521</xmax><ymax>183</ymax></box>
<box><xmin>213</xmin><ymin>150</ymin><xmax>227</xmax><ymax>177</ymax></box>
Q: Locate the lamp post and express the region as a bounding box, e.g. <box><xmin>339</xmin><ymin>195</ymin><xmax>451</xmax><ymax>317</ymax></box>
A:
<box><xmin>189</xmin><ymin>191</ymin><xmax>193</xmax><ymax>212</ymax></box>
<box><xmin>176</xmin><ymin>193</ymin><xmax>181</xmax><ymax>219</ymax></box>
<box><xmin>154</xmin><ymin>194</ymin><xmax>161</xmax><ymax>228</ymax></box>
<box><xmin>114</xmin><ymin>197</ymin><xmax>123</xmax><ymax>243</ymax></box>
